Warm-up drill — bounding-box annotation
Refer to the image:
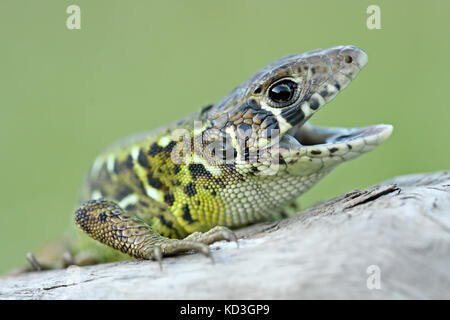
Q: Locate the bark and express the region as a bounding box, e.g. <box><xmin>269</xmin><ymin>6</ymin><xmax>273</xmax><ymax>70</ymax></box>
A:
<box><xmin>1</xmin><ymin>171</ymin><xmax>449</xmax><ymax>299</ymax></box>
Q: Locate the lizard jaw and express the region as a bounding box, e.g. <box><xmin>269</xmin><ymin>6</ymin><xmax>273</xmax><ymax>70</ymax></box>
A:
<box><xmin>279</xmin><ymin>122</ymin><xmax>393</xmax><ymax>162</ymax></box>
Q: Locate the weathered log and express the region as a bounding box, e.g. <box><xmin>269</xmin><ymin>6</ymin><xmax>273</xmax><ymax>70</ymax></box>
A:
<box><xmin>1</xmin><ymin>171</ymin><xmax>449</xmax><ymax>299</ymax></box>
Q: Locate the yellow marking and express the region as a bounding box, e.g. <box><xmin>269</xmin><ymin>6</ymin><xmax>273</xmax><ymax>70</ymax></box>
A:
<box><xmin>158</xmin><ymin>136</ymin><xmax>172</xmax><ymax>147</ymax></box>
<box><xmin>106</xmin><ymin>155</ymin><xmax>115</xmax><ymax>174</ymax></box>
<box><xmin>276</xmin><ymin>114</ymin><xmax>291</xmax><ymax>134</ymax></box>
<box><xmin>193</xmin><ymin>121</ymin><xmax>209</xmax><ymax>135</ymax></box>
<box><xmin>118</xmin><ymin>194</ymin><xmax>138</xmax><ymax>208</ymax></box>
<box><xmin>320</xmin><ymin>84</ymin><xmax>339</xmax><ymax>102</ymax></box>
<box><xmin>259</xmin><ymin>104</ymin><xmax>292</xmax><ymax>135</ymax></box>
<box><xmin>131</xmin><ymin>146</ymin><xmax>140</xmax><ymax>161</ymax></box>
<box><xmin>91</xmin><ymin>190</ymin><xmax>102</xmax><ymax>200</ymax></box>
<box><xmin>257</xmin><ymin>137</ymin><xmax>270</xmax><ymax>149</ymax></box>
<box><xmin>327</xmin><ymin>83</ymin><xmax>338</xmax><ymax>94</ymax></box>
<box><xmin>260</xmin><ymin>104</ymin><xmax>282</xmax><ymax>116</ymax></box>
<box><xmin>300</xmin><ymin>101</ymin><xmax>312</xmax><ymax>118</ymax></box>
<box><xmin>145</xmin><ymin>187</ymin><xmax>164</xmax><ymax>202</ymax></box>
<box><xmin>225</xmin><ymin>125</ymin><xmax>241</xmax><ymax>163</ymax></box>
<box><xmin>91</xmin><ymin>157</ymin><xmax>104</xmax><ymax>176</ymax></box>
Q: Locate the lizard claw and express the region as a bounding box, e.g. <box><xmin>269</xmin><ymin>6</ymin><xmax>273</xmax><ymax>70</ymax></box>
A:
<box><xmin>26</xmin><ymin>252</ymin><xmax>42</xmax><ymax>271</ymax></box>
<box><xmin>223</xmin><ymin>229</ymin><xmax>239</xmax><ymax>248</ymax></box>
<box><xmin>150</xmin><ymin>246</ymin><xmax>163</xmax><ymax>271</ymax></box>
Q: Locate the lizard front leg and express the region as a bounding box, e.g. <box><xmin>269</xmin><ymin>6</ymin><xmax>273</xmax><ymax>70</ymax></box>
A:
<box><xmin>75</xmin><ymin>200</ymin><xmax>237</xmax><ymax>264</ymax></box>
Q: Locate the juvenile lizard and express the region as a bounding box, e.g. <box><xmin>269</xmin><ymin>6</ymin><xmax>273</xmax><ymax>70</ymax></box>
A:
<box><xmin>29</xmin><ymin>46</ymin><xmax>394</xmax><ymax>270</ymax></box>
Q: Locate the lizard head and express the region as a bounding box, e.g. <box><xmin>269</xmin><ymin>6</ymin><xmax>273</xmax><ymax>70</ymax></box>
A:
<box><xmin>203</xmin><ymin>45</ymin><xmax>392</xmax><ymax>176</ymax></box>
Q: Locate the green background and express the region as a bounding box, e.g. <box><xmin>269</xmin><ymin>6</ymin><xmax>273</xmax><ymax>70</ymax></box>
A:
<box><xmin>0</xmin><ymin>0</ymin><xmax>448</xmax><ymax>274</ymax></box>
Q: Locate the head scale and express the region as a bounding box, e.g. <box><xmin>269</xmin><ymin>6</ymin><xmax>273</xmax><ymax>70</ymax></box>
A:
<box><xmin>201</xmin><ymin>46</ymin><xmax>370</xmax><ymax>169</ymax></box>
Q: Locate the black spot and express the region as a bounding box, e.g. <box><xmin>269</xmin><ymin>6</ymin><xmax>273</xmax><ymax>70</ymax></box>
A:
<box><xmin>147</xmin><ymin>173</ymin><xmax>163</xmax><ymax>189</ymax></box>
<box><xmin>329</xmin><ymin>147</ymin><xmax>338</xmax><ymax>153</ymax></box>
<box><xmin>173</xmin><ymin>164</ymin><xmax>181</xmax><ymax>174</ymax></box>
<box><xmin>347</xmin><ymin>144</ymin><xmax>352</xmax><ymax>149</ymax></box>
<box><xmin>281</xmin><ymin>105</ymin><xmax>305</xmax><ymax>126</ymax></box>
<box><xmin>115</xmin><ymin>185</ymin><xmax>134</xmax><ymax>200</ymax></box>
<box><xmin>113</xmin><ymin>159</ymin><xmax>120</xmax><ymax>174</ymax></box>
<box><xmin>311</xmin><ymin>150</ymin><xmax>321</xmax><ymax>155</ymax></box>
<box><xmin>335</xmin><ymin>83</ymin><xmax>341</xmax><ymax>91</ymax></box>
<box><xmin>148</xmin><ymin>143</ymin><xmax>163</xmax><ymax>156</ymax></box>
<box><xmin>309</xmin><ymin>97</ymin><xmax>320</xmax><ymax>110</ymax></box>
<box><xmin>243</xmin><ymin>145</ymin><xmax>250</xmax><ymax>162</ymax></box>
<box><xmin>158</xmin><ymin>215</ymin><xmax>173</xmax><ymax>228</ymax></box>
<box><xmin>222</xmin><ymin>164</ymin><xmax>244</xmax><ymax>181</ymax></box>
<box><xmin>137</xmin><ymin>149</ymin><xmax>149</xmax><ymax>168</ymax></box>
<box><xmin>184</xmin><ymin>182</ymin><xmax>197</xmax><ymax>197</ymax></box>
<box><xmin>75</xmin><ymin>211</ymin><xmax>91</xmax><ymax>233</ymax></box>
<box><xmin>188</xmin><ymin>163</ymin><xmax>213</xmax><ymax>180</ymax></box>
<box><xmin>311</xmin><ymin>67</ymin><xmax>316</xmax><ymax>74</ymax></box>
<box><xmin>139</xmin><ymin>201</ymin><xmax>149</xmax><ymax>207</ymax></box>
<box><xmin>98</xmin><ymin>212</ymin><xmax>108</xmax><ymax>223</ymax></box>
<box><xmin>320</xmin><ymin>90</ymin><xmax>328</xmax><ymax>98</ymax></box>
<box><xmin>138</xmin><ymin>180</ymin><xmax>147</xmax><ymax>194</ymax></box>
<box><xmin>182</xmin><ymin>204</ymin><xmax>195</xmax><ymax>224</ymax></box>
<box><xmin>200</xmin><ymin>104</ymin><xmax>213</xmax><ymax>117</ymax></box>
<box><xmin>164</xmin><ymin>141</ymin><xmax>177</xmax><ymax>154</ymax></box>
<box><xmin>211</xmin><ymin>190</ymin><xmax>217</xmax><ymax>196</ymax></box>
<box><xmin>164</xmin><ymin>192</ymin><xmax>175</xmax><ymax>206</ymax></box>
<box><xmin>126</xmin><ymin>155</ymin><xmax>134</xmax><ymax>169</ymax></box>
<box><xmin>80</xmin><ymin>223</ymin><xmax>91</xmax><ymax>234</ymax></box>
<box><xmin>125</xmin><ymin>204</ymin><xmax>137</xmax><ymax>211</ymax></box>
<box><xmin>75</xmin><ymin>209</ymin><xmax>88</xmax><ymax>224</ymax></box>
<box><xmin>223</xmin><ymin>163</ymin><xmax>236</xmax><ymax>171</ymax></box>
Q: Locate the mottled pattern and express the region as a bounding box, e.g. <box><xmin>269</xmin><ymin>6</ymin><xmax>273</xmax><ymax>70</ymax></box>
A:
<box><xmin>74</xmin><ymin>46</ymin><xmax>392</xmax><ymax>263</ymax></box>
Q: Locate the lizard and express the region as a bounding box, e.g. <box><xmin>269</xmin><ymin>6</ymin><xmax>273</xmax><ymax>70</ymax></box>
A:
<box><xmin>26</xmin><ymin>45</ymin><xmax>393</xmax><ymax>271</ymax></box>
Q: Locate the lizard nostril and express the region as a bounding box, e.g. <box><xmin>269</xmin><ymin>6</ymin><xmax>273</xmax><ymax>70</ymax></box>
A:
<box><xmin>344</xmin><ymin>55</ymin><xmax>353</xmax><ymax>63</ymax></box>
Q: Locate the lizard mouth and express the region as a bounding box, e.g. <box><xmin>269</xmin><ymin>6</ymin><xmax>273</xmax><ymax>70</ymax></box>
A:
<box><xmin>279</xmin><ymin>122</ymin><xmax>393</xmax><ymax>158</ymax></box>
<box><xmin>274</xmin><ymin>46</ymin><xmax>393</xmax><ymax>161</ymax></box>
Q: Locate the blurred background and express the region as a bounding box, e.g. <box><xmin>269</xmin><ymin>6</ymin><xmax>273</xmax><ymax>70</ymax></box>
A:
<box><xmin>0</xmin><ymin>0</ymin><xmax>448</xmax><ymax>273</ymax></box>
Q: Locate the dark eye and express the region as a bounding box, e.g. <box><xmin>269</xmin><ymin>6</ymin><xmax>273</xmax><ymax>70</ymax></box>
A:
<box><xmin>268</xmin><ymin>79</ymin><xmax>298</xmax><ymax>106</ymax></box>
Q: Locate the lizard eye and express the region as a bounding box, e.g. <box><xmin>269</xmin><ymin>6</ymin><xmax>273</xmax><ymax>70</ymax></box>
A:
<box><xmin>267</xmin><ymin>79</ymin><xmax>299</xmax><ymax>107</ymax></box>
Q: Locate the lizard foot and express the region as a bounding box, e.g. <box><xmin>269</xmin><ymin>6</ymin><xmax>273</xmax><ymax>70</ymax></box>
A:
<box><xmin>75</xmin><ymin>200</ymin><xmax>237</xmax><ymax>268</ymax></box>
<box><xmin>184</xmin><ymin>226</ymin><xmax>238</xmax><ymax>247</ymax></box>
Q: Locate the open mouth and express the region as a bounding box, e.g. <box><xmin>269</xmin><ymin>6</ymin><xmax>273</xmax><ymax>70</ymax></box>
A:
<box><xmin>274</xmin><ymin>46</ymin><xmax>393</xmax><ymax>160</ymax></box>
<box><xmin>280</xmin><ymin>122</ymin><xmax>393</xmax><ymax>158</ymax></box>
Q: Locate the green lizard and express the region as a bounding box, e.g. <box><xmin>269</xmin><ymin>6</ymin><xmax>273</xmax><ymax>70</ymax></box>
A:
<box><xmin>27</xmin><ymin>45</ymin><xmax>393</xmax><ymax>270</ymax></box>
